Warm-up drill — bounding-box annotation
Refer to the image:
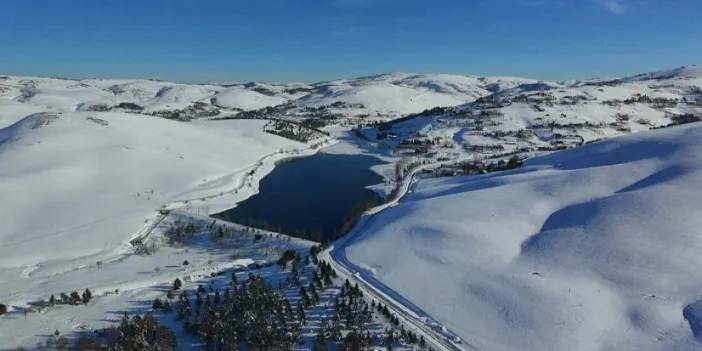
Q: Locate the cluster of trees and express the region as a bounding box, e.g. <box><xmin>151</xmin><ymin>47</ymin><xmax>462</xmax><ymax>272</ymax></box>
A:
<box><xmin>109</xmin><ymin>313</ymin><xmax>177</xmax><ymax>350</ymax></box>
<box><xmin>17</xmin><ymin>81</ymin><xmax>38</xmax><ymax>103</ymax></box>
<box><xmin>277</xmin><ymin>249</ymin><xmax>299</xmax><ymax>269</ymax></box>
<box><xmin>264</xmin><ymin>119</ymin><xmax>327</xmax><ymax>143</ymax></box>
<box><xmin>30</xmin><ymin>240</ymin><xmax>434</xmax><ymax>351</ymax></box>
<box><xmin>43</xmin><ymin>313</ymin><xmax>177</xmax><ymax>350</ymax></box>
<box><xmin>557</xmin><ymin>94</ymin><xmax>592</xmax><ymax>106</ymax></box>
<box><xmin>511</xmin><ymin>91</ymin><xmax>557</xmax><ymax>106</ymax></box>
<box><xmin>455</xmin><ymin>155</ymin><xmax>523</xmax><ymax>176</ymax></box>
<box><xmin>222</xmin><ymin>104</ymin><xmax>291</xmax><ymax>120</ymax></box>
<box><xmin>173</xmin><ymin>274</ymin><xmax>301</xmax><ymax>350</ymax></box>
<box><xmin>373</xmin><ymin>300</ymin><xmax>426</xmax><ymax>350</ymax></box>
<box><xmin>394</xmin><ymin>157</ymin><xmax>428</xmax><ymax>181</ymax></box>
<box><xmin>602</xmin><ymin>94</ymin><xmax>680</xmax><ymax>108</ymax></box>
<box><xmin>26</xmin><ymin>289</ymin><xmax>94</xmax><ymax>313</ymax></box>
<box><xmin>166</xmin><ymin>220</ymin><xmax>199</xmax><ymax>244</ymax></box>
<box><xmin>84</xmin><ymin>101</ymin><xmax>146</xmax><ymax>112</ymax></box>
<box><xmin>334</xmin><ymin>280</ymin><xmax>372</xmax><ymax>330</ymax></box>
<box><xmin>335</xmin><ymin>198</ymin><xmax>381</xmax><ymax>241</ymax></box>
<box><xmin>307</xmin><ymin>279</ymin><xmax>373</xmax><ymax>351</ymax></box>
<box><xmin>315</xmin><ymin>260</ymin><xmax>336</xmax><ymax>285</ymax></box>
<box><xmin>168</xmin><ymin>218</ymin><xmax>271</xmax><ymax>247</ymax></box>
<box><xmin>295</xmin><ymin>259</ymin><xmax>336</xmax><ymax>320</ymax></box>
<box><xmin>322</xmin><ymin>278</ymin><xmax>425</xmax><ymax>351</ymax></box>
<box><xmin>669</xmin><ymin>113</ymin><xmax>702</xmax><ymax>126</ymax></box>
<box><xmin>149</xmin><ymin>102</ymin><xmax>221</xmax><ymax>121</ymax></box>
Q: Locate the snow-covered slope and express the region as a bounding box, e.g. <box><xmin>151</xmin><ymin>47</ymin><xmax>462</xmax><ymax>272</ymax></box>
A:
<box><xmin>211</xmin><ymin>86</ymin><xmax>288</xmax><ymax>111</ymax></box>
<box><xmin>344</xmin><ymin>122</ymin><xmax>702</xmax><ymax>351</ymax></box>
<box><xmin>0</xmin><ymin>76</ymin><xmax>291</xmax><ymax>126</ymax></box>
<box><xmin>0</xmin><ymin>112</ymin><xmax>300</xmax><ymax>270</ymax></box>
<box><xmin>367</xmin><ymin>66</ymin><xmax>702</xmax><ymax>176</ymax></box>
<box><xmin>300</xmin><ymin>73</ymin><xmax>497</xmax><ymax>115</ymax></box>
<box><xmin>0</xmin><ymin>72</ymin><xmax>532</xmax><ymax>127</ymax></box>
<box><xmin>1</xmin><ymin>66</ymin><xmax>701</xmax><ymax>349</ymax></box>
<box><xmin>289</xmin><ymin>73</ymin><xmax>533</xmax><ymax>119</ymax></box>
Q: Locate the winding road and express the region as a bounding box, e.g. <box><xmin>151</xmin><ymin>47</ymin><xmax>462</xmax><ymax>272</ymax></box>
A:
<box><xmin>323</xmin><ymin>166</ymin><xmax>478</xmax><ymax>351</ymax></box>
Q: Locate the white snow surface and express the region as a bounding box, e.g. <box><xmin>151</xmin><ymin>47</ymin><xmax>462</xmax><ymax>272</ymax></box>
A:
<box><xmin>0</xmin><ymin>72</ymin><xmax>533</xmax><ymax>127</ymax></box>
<box><xmin>0</xmin><ymin>112</ymin><xmax>299</xmax><ymax>270</ymax></box>
<box><xmin>0</xmin><ymin>65</ymin><xmax>700</xmax><ymax>349</ymax></box>
<box><xmin>211</xmin><ymin>86</ymin><xmax>288</xmax><ymax>110</ymax></box>
<box><xmin>345</xmin><ymin>122</ymin><xmax>702</xmax><ymax>351</ymax></box>
<box><xmin>298</xmin><ymin>73</ymin><xmax>534</xmax><ymax>117</ymax></box>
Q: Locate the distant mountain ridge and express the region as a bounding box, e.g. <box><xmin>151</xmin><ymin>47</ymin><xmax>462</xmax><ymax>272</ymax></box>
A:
<box><xmin>1</xmin><ymin>66</ymin><xmax>699</xmax><ymax>128</ymax></box>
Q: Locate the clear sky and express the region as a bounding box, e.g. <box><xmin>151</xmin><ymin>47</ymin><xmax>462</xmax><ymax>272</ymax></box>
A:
<box><xmin>1</xmin><ymin>0</ymin><xmax>700</xmax><ymax>83</ymax></box>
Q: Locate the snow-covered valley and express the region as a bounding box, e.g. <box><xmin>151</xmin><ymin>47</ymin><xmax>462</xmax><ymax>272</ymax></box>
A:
<box><xmin>0</xmin><ymin>66</ymin><xmax>701</xmax><ymax>350</ymax></box>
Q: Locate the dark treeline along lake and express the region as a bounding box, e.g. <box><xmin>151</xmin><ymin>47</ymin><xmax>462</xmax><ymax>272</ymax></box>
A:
<box><xmin>213</xmin><ymin>152</ymin><xmax>386</xmax><ymax>242</ymax></box>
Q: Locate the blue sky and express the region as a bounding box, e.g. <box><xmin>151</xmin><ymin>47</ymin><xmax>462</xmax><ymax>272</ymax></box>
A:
<box><xmin>1</xmin><ymin>0</ymin><xmax>700</xmax><ymax>82</ymax></box>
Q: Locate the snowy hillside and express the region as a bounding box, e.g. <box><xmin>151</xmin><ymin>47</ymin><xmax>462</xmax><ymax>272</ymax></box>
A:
<box><xmin>360</xmin><ymin>65</ymin><xmax>702</xmax><ymax>179</ymax></box>
<box><xmin>0</xmin><ymin>111</ymin><xmax>306</xmax><ymax>270</ymax></box>
<box><xmin>295</xmin><ymin>73</ymin><xmax>530</xmax><ymax>118</ymax></box>
<box><xmin>1</xmin><ymin>65</ymin><xmax>701</xmax><ymax>349</ymax></box>
<box><xmin>0</xmin><ymin>76</ymin><xmax>284</xmax><ymax>126</ymax></box>
<box><xmin>0</xmin><ymin>72</ymin><xmax>523</xmax><ymax>128</ymax></box>
<box><xmin>342</xmin><ymin>122</ymin><xmax>702</xmax><ymax>350</ymax></box>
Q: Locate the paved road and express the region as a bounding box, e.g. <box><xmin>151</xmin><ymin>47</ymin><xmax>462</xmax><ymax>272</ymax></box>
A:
<box><xmin>323</xmin><ymin>168</ymin><xmax>479</xmax><ymax>351</ymax></box>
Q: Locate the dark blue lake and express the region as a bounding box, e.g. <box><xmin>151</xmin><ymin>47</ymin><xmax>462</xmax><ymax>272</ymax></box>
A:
<box><xmin>213</xmin><ymin>152</ymin><xmax>385</xmax><ymax>242</ymax></box>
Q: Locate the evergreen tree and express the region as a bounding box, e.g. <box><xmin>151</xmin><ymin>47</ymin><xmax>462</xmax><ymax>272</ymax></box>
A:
<box><xmin>81</xmin><ymin>289</ymin><xmax>92</xmax><ymax>304</ymax></box>
<box><xmin>70</xmin><ymin>291</ymin><xmax>81</xmax><ymax>305</ymax></box>
<box><xmin>152</xmin><ymin>298</ymin><xmax>163</xmax><ymax>310</ymax></box>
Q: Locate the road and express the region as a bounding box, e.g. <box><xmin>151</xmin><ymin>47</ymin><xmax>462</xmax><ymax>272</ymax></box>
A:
<box><xmin>322</xmin><ymin>166</ymin><xmax>480</xmax><ymax>351</ymax></box>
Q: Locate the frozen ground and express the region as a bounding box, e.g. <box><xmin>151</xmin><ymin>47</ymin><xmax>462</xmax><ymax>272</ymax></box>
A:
<box><xmin>343</xmin><ymin>122</ymin><xmax>702</xmax><ymax>351</ymax></box>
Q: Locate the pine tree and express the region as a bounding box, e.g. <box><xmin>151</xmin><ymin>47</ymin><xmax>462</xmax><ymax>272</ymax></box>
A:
<box><xmin>173</xmin><ymin>278</ymin><xmax>182</xmax><ymax>290</ymax></box>
<box><xmin>70</xmin><ymin>291</ymin><xmax>81</xmax><ymax>305</ymax></box>
<box><xmin>81</xmin><ymin>288</ymin><xmax>92</xmax><ymax>304</ymax></box>
<box><xmin>153</xmin><ymin>298</ymin><xmax>163</xmax><ymax>310</ymax></box>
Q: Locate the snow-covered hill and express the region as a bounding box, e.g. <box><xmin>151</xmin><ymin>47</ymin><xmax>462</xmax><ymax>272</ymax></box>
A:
<box><xmin>362</xmin><ymin>65</ymin><xmax>702</xmax><ymax>179</ymax></box>
<box><xmin>0</xmin><ymin>76</ymin><xmax>283</xmax><ymax>126</ymax></box>
<box><xmin>294</xmin><ymin>73</ymin><xmax>533</xmax><ymax>118</ymax></box>
<box><xmin>0</xmin><ymin>72</ymin><xmax>533</xmax><ymax>128</ymax></box>
<box><xmin>343</xmin><ymin>122</ymin><xmax>702</xmax><ymax>351</ymax></box>
<box><xmin>1</xmin><ymin>65</ymin><xmax>701</xmax><ymax>349</ymax></box>
<box><xmin>0</xmin><ymin>111</ymin><xmax>304</xmax><ymax>271</ymax></box>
